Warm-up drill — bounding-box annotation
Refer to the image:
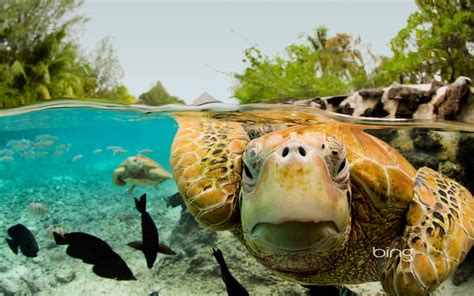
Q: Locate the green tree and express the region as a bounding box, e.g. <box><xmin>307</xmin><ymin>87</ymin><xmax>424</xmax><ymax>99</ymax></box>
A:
<box><xmin>90</xmin><ymin>36</ymin><xmax>127</xmax><ymax>99</ymax></box>
<box><xmin>0</xmin><ymin>0</ymin><xmax>132</xmax><ymax>108</ymax></box>
<box><xmin>233</xmin><ymin>26</ymin><xmax>373</xmax><ymax>103</ymax></box>
<box><xmin>139</xmin><ymin>81</ymin><xmax>185</xmax><ymax>105</ymax></box>
<box><xmin>0</xmin><ymin>0</ymin><xmax>89</xmax><ymax>107</ymax></box>
<box><xmin>378</xmin><ymin>0</ymin><xmax>473</xmax><ymax>84</ymax></box>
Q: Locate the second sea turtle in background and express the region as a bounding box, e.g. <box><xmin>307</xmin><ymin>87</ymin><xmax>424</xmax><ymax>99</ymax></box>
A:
<box><xmin>113</xmin><ymin>155</ymin><xmax>173</xmax><ymax>194</ymax></box>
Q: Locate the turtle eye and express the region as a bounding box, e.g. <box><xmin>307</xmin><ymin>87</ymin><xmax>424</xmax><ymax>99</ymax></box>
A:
<box><xmin>243</xmin><ymin>163</ymin><xmax>253</xmax><ymax>179</ymax></box>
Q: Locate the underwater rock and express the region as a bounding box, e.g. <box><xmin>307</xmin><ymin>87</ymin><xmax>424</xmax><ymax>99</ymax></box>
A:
<box><xmin>54</xmin><ymin>269</ymin><xmax>76</xmax><ymax>284</ymax></box>
<box><xmin>402</xmin><ymin>152</ymin><xmax>440</xmax><ymax>170</ymax></box>
<box><xmin>365</xmin><ymin>129</ymin><xmax>398</xmax><ymax>144</ymax></box>
<box><xmin>0</xmin><ymin>278</ymin><xmax>22</xmax><ymax>296</ymax></box>
<box><xmin>438</xmin><ymin>161</ymin><xmax>464</xmax><ymax>184</ymax></box>
<box><xmin>0</xmin><ymin>266</ymin><xmax>37</xmax><ymax>296</ymax></box>
<box><xmin>453</xmin><ymin>249</ymin><xmax>474</xmax><ymax>286</ymax></box>
<box><xmin>457</xmin><ymin>134</ymin><xmax>474</xmax><ymax>192</ymax></box>
<box><xmin>169</xmin><ymin>211</ymin><xmax>217</xmax><ymax>257</ymax></box>
<box><xmin>410</xmin><ymin>130</ymin><xmax>443</xmax><ymax>152</ymax></box>
<box><xmin>28</xmin><ymin>202</ymin><xmax>49</xmax><ymax>216</ymax></box>
<box><xmin>453</xmin><ymin>250</ymin><xmax>474</xmax><ymax>286</ymax></box>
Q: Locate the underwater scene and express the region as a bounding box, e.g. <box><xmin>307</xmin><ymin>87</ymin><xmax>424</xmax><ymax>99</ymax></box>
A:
<box><xmin>0</xmin><ymin>103</ymin><xmax>474</xmax><ymax>296</ymax></box>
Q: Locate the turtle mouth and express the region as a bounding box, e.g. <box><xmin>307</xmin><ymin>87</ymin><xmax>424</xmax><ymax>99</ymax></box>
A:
<box><xmin>249</xmin><ymin>221</ymin><xmax>339</xmax><ymax>253</ymax></box>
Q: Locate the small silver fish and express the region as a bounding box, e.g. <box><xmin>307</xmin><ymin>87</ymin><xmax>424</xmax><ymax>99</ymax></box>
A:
<box><xmin>21</xmin><ymin>151</ymin><xmax>36</xmax><ymax>158</ymax></box>
<box><xmin>93</xmin><ymin>149</ymin><xmax>103</xmax><ymax>154</ymax></box>
<box><xmin>46</xmin><ymin>225</ymin><xmax>71</xmax><ymax>240</ymax></box>
<box><xmin>138</xmin><ymin>149</ymin><xmax>153</xmax><ymax>155</ymax></box>
<box><xmin>113</xmin><ymin>149</ymin><xmax>128</xmax><ymax>155</ymax></box>
<box><xmin>0</xmin><ymin>149</ymin><xmax>14</xmax><ymax>156</ymax></box>
<box><xmin>33</xmin><ymin>140</ymin><xmax>54</xmax><ymax>148</ymax></box>
<box><xmin>57</xmin><ymin>144</ymin><xmax>67</xmax><ymax>149</ymax></box>
<box><xmin>53</xmin><ymin>150</ymin><xmax>65</xmax><ymax>156</ymax></box>
<box><xmin>36</xmin><ymin>151</ymin><xmax>49</xmax><ymax>158</ymax></box>
<box><xmin>107</xmin><ymin>146</ymin><xmax>123</xmax><ymax>151</ymax></box>
<box><xmin>72</xmin><ymin>154</ymin><xmax>83</xmax><ymax>162</ymax></box>
<box><xmin>7</xmin><ymin>139</ymin><xmax>32</xmax><ymax>152</ymax></box>
<box><xmin>28</xmin><ymin>202</ymin><xmax>49</xmax><ymax>216</ymax></box>
<box><xmin>36</xmin><ymin>134</ymin><xmax>58</xmax><ymax>141</ymax></box>
<box><xmin>0</xmin><ymin>156</ymin><xmax>13</xmax><ymax>162</ymax></box>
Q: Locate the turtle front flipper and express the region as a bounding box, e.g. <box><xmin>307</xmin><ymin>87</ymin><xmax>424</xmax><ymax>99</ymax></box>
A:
<box><xmin>170</xmin><ymin>115</ymin><xmax>249</xmax><ymax>230</ymax></box>
<box><xmin>381</xmin><ymin>167</ymin><xmax>474</xmax><ymax>295</ymax></box>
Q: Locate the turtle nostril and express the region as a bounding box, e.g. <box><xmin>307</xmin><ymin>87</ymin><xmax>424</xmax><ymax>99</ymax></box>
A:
<box><xmin>298</xmin><ymin>147</ymin><xmax>306</xmax><ymax>156</ymax></box>
<box><xmin>281</xmin><ymin>147</ymin><xmax>289</xmax><ymax>157</ymax></box>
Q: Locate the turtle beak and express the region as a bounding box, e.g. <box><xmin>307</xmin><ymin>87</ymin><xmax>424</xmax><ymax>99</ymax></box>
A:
<box><xmin>241</xmin><ymin>140</ymin><xmax>350</xmax><ymax>254</ymax></box>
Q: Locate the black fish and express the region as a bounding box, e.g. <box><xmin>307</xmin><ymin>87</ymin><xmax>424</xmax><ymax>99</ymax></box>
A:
<box><xmin>6</xmin><ymin>224</ymin><xmax>39</xmax><ymax>257</ymax></box>
<box><xmin>212</xmin><ymin>248</ymin><xmax>249</xmax><ymax>296</ymax></box>
<box><xmin>128</xmin><ymin>193</ymin><xmax>176</xmax><ymax>269</ymax></box>
<box><xmin>166</xmin><ymin>192</ymin><xmax>186</xmax><ymax>212</ymax></box>
<box><xmin>53</xmin><ymin>232</ymin><xmax>136</xmax><ymax>281</ymax></box>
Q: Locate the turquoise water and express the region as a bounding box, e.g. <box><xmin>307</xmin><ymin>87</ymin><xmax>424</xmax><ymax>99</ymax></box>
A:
<box><xmin>0</xmin><ymin>105</ymin><xmax>473</xmax><ymax>295</ymax></box>
<box><xmin>0</xmin><ymin>108</ymin><xmax>177</xmax><ymax>176</ymax></box>
<box><xmin>0</xmin><ymin>108</ymin><xmax>187</xmax><ymax>295</ymax></box>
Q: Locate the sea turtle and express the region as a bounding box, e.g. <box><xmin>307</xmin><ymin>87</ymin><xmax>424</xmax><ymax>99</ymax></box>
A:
<box><xmin>113</xmin><ymin>155</ymin><xmax>173</xmax><ymax>194</ymax></box>
<box><xmin>169</xmin><ymin>112</ymin><xmax>474</xmax><ymax>295</ymax></box>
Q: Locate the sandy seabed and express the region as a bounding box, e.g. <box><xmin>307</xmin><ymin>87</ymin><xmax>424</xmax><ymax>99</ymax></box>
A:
<box><xmin>0</xmin><ymin>173</ymin><xmax>473</xmax><ymax>296</ymax></box>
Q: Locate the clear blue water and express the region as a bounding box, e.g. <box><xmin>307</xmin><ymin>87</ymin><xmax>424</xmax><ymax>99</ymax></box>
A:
<box><xmin>0</xmin><ymin>106</ymin><xmax>473</xmax><ymax>295</ymax></box>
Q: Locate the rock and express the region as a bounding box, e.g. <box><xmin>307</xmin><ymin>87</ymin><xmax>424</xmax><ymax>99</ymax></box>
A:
<box><xmin>410</xmin><ymin>130</ymin><xmax>443</xmax><ymax>152</ymax></box>
<box><xmin>359</xmin><ymin>88</ymin><xmax>385</xmax><ymax>98</ymax></box>
<box><xmin>457</xmin><ymin>134</ymin><xmax>474</xmax><ymax>192</ymax></box>
<box><xmin>387</xmin><ymin>83</ymin><xmax>436</xmax><ymax>118</ymax></box>
<box><xmin>169</xmin><ymin>211</ymin><xmax>217</xmax><ymax>257</ymax></box>
<box><xmin>54</xmin><ymin>269</ymin><xmax>75</xmax><ymax>284</ymax></box>
<box><xmin>285</xmin><ymin>77</ymin><xmax>473</xmax><ymax>123</ymax></box>
<box><xmin>436</xmin><ymin>77</ymin><xmax>471</xmax><ymax>120</ymax></box>
<box><xmin>366</xmin><ymin>129</ymin><xmax>398</xmax><ymax>144</ymax></box>
<box><xmin>453</xmin><ymin>249</ymin><xmax>474</xmax><ymax>286</ymax></box>
<box><xmin>438</xmin><ymin>161</ymin><xmax>464</xmax><ymax>182</ymax></box>
<box><xmin>403</xmin><ymin>152</ymin><xmax>440</xmax><ymax>170</ymax></box>
<box><xmin>0</xmin><ymin>278</ymin><xmax>21</xmax><ymax>296</ymax></box>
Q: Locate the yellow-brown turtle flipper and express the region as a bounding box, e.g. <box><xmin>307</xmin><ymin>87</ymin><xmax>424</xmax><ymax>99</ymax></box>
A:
<box><xmin>381</xmin><ymin>167</ymin><xmax>474</xmax><ymax>295</ymax></box>
<box><xmin>170</xmin><ymin>115</ymin><xmax>249</xmax><ymax>230</ymax></box>
<box><xmin>112</xmin><ymin>166</ymin><xmax>126</xmax><ymax>186</ymax></box>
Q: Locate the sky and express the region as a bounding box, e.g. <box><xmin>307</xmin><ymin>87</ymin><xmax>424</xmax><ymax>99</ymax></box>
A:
<box><xmin>81</xmin><ymin>0</ymin><xmax>417</xmax><ymax>104</ymax></box>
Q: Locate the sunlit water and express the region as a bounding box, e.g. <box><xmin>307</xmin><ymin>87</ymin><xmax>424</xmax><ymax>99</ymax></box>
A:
<box><xmin>0</xmin><ymin>101</ymin><xmax>473</xmax><ymax>295</ymax></box>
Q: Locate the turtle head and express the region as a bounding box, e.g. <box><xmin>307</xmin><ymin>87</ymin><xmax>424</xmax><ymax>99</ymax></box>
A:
<box><xmin>240</xmin><ymin>127</ymin><xmax>351</xmax><ymax>272</ymax></box>
<box><xmin>125</xmin><ymin>156</ymin><xmax>144</xmax><ymax>174</ymax></box>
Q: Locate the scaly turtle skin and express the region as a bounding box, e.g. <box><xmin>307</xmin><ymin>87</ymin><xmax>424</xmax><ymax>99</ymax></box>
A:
<box><xmin>169</xmin><ymin>112</ymin><xmax>474</xmax><ymax>295</ymax></box>
<box><xmin>113</xmin><ymin>155</ymin><xmax>172</xmax><ymax>193</ymax></box>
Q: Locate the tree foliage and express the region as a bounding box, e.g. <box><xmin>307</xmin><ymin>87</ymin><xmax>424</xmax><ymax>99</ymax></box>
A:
<box><xmin>90</xmin><ymin>36</ymin><xmax>128</xmax><ymax>99</ymax></box>
<box><xmin>233</xmin><ymin>26</ymin><xmax>375</xmax><ymax>103</ymax></box>
<box><xmin>375</xmin><ymin>0</ymin><xmax>473</xmax><ymax>84</ymax></box>
<box><xmin>138</xmin><ymin>81</ymin><xmax>184</xmax><ymax>105</ymax></box>
<box><xmin>0</xmin><ymin>0</ymin><xmax>132</xmax><ymax>108</ymax></box>
<box><xmin>234</xmin><ymin>1</ymin><xmax>473</xmax><ymax>103</ymax></box>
